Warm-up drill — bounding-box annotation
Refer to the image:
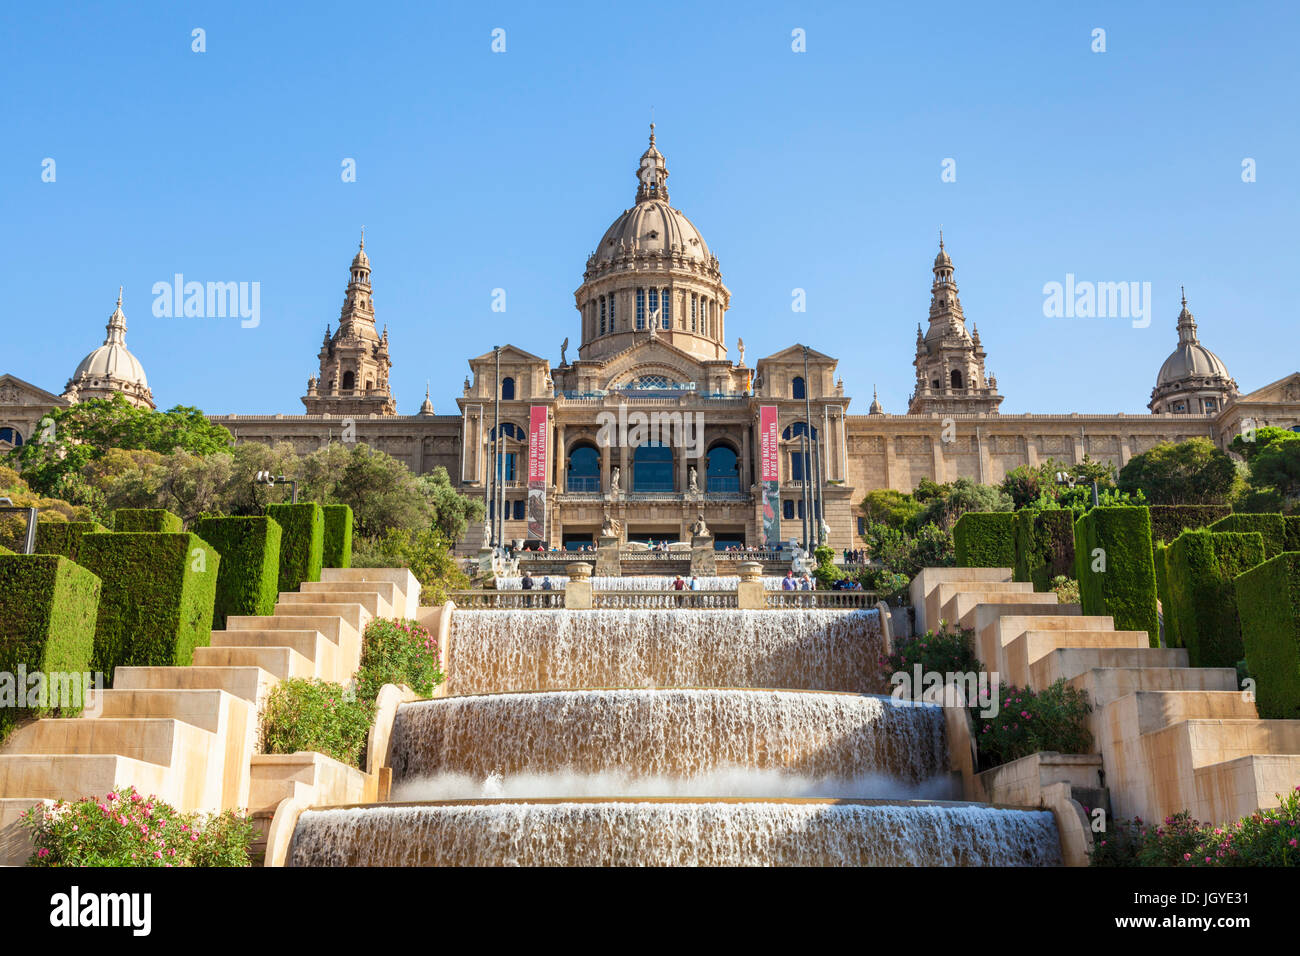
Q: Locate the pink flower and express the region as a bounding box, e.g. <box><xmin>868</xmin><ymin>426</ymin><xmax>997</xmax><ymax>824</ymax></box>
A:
<box><xmin>1183</xmin><ymin>853</ymin><xmax>1191</xmax><ymax>861</ymax></box>
<box><xmin>106</xmin><ymin>792</ymin><xmax>117</xmax><ymax>802</ymax></box>
<box><xmin>37</xmin><ymin>848</ymin><xmax>49</xmax><ymax>858</ymax></box>
<box><xmin>154</xmin><ymin>851</ymin><xmax>162</xmax><ymax>859</ymax></box>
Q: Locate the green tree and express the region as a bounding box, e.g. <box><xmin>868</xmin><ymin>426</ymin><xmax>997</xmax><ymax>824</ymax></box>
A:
<box><xmin>418</xmin><ymin>466</ymin><xmax>486</xmax><ymax>540</ymax></box>
<box><xmin>915</xmin><ymin>477</ymin><xmax>1012</xmax><ymax>530</ymax></box>
<box><xmin>1117</xmin><ymin>438</ymin><xmax>1238</xmax><ymax>505</ymax></box>
<box><xmin>352</xmin><ymin>527</ymin><xmax>469</xmax><ymax>605</ymax></box>
<box><xmin>858</xmin><ymin>489</ymin><xmax>921</xmax><ymax>530</ymax></box>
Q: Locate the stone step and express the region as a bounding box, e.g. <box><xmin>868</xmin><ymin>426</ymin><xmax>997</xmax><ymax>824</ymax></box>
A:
<box><xmin>1193</xmin><ymin>752</ymin><xmax>1300</xmax><ymax>824</ymax></box>
<box><xmin>1003</xmin><ymin>630</ymin><xmax>1151</xmax><ymax>689</ymax></box>
<box><xmin>1</xmin><ymin>717</ymin><xmax>213</xmax><ymax>768</ymax></box>
<box><xmin>0</xmin><ymin>754</ymin><xmax>172</xmax><ymax>805</ymax></box>
<box><xmin>1029</xmin><ymin>646</ymin><xmax>1189</xmax><ymax>687</ymax></box>
<box><xmin>271</xmin><ymin>602</ymin><xmax>370</xmax><ymax>634</ymax></box>
<box><xmin>1128</xmin><ymin>690</ymin><xmax>1262</xmax><ymax>736</ymax></box>
<box><xmin>951</xmin><ymin>591</ymin><xmax>1061</xmax><ymax>633</ymax></box>
<box><xmin>113</xmin><ymin>665</ymin><xmax>275</xmax><ymax>706</ymax></box>
<box><xmin>319</xmin><ymin>568</ymin><xmax>420</xmax><ymax>617</ymax></box>
<box><xmin>92</xmin><ymin>688</ymin><xmax>241</xmax><ymax>734</ymax></box>
<box><xmin>279</xmin><ymin>589</ymin><xmax>392</xmax><ymax>618</ymax></box>
<box><xmin>192</xmin><ymin>645</ymin><xmax>314</xmax><ymax>681</ymax></box>
<box><xmin>209</xmin><ymin>629</ymin><xmax>336</xmax><ymax>680</ymax></box>
<box><xmin>300</xmin><ymin>579</ymin><xmax>400</xmax><ymax>610</ymax></box>
<box><xmin>1</xmin><ymin>797</ymin><xmax>51</xmax><ymax>866</ymax></box>
<box><xmin>911</xmin><ymin>567</ymin><xmax>1014</xmax><ymax>634</ymax></box>
<box><xmin>1068</xmin><ymin>666</ymin><xmax>1239</xmax><ymax>709</ymax></box>
<box><xmin>975</xmin><ymin>609</ymin><xmax>1095</xmax><ymax>677</ymax></box>
<box><xmin>228</xmin><ymin>614</ymin><xmax>345</xmax><ymax>644</ymax></box>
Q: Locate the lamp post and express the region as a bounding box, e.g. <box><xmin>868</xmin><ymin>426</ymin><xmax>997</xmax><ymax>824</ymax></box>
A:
<box><xmin>801</xmin><ymin>345</ymin><xmax>814</xmax><ymax>551</ymax></box>
<box><xmin>494</xmin><ymin>345</ymin><xmax>505</xmax><ymax>551</ymax></box>
<box><xmin>1055</xmin><ymin>470</ymin><xmax>1099</xmax><ymax>508</ymax></box>
<box><xmin>254</xmin><ymin>471</ymin><xmax>297</xmax><ymax>504</ymax></box>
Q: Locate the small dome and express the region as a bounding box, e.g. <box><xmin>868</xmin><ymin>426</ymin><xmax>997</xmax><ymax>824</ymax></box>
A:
<box><xmin>1156</xmin><ymin>342</ymin><xmax>1231</xmax><ymax>386</ymax></box>
<box><xmin>868</xmin><ymin>386</ymin><xmax>884</xmax><ymax>415</ymax></box>
<box><xmin>69</xmin><ymin>291</ymin><xmax>150</xmax><ymax>392</ymax></box>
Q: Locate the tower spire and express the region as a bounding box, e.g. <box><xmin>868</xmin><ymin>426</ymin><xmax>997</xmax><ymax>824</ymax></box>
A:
<box><xmin>1176</xmin><ymin>286</ymin><xmax>1200</xmax><ymax>345</ymax></box>
<box><xmin>105</xmin><ymin>288</ymin><xmax>128</xmax><ymax>345</ymax></box>
<box><xmin>635</xmin><ymin>124</ymin><xmax>669</xmax><ymax>203</ymax></box>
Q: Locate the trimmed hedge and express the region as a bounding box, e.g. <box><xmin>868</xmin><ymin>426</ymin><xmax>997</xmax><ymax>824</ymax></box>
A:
<box><xmin>1013</xmin><ymin>509</ymin><xmax>1076</xmax><ymax>591</ymax></box>
<box><xmin>193</xmin><ymin>516</ymin><xmax>282</xmax><ymax>629</ymax></box>
<box><xmin>322</xmin><ymin>504</ymin><xmax>353</xmax><ymax>569</ymax></box>
<box><xmin>1153</xmin><ymin>541</ymin><xmax>1175</xmax><ymax>648</ymax></box>
<box><xmin>35</xmin><ymin>521</ymin><xmax>109</xmax><ymax>562</ymax></box>
<box><xmin>1236</xmin><ymin>553</ymin><xmax>1300</xmax><ymax>719</ymax></box>
<box><xmin>78</xmin><ymin>532</ymin><xmax>220</xmax><ymax>683</ymax></box>
<box><xmin>1148</xmin><ymin>504</ymin><xmax>1233</xmax><ymax>546</ymax></box>
<box><xmin>954</xmin><ymin>512</ymin><xmax>1017</xmax><ymax>568</ymax></box>
<box><xmin>0</xmin><ymin>555</ymin><xmax>102</xmax><ymax>738</ymax></box>
<box><xmin>1165</xmin><ymin>530</ymin><xmax>1266</xmax><ymax>667</ymax></box>
<box><xmin>266</xmin><ymin>503</ymin><xmax>324</xmax><ymax>593</ymax></box>
<box><xmin>1074</xmin><ymin>506</ymin><xmax>1159</xmax><ymax>644</ymax></box>
<box><xmin>1285</xmin><ymin>516</ymin><xmax>1300</xmax><ymax>553</ymax></box>
<box><xmin>113</xmin><ymin>508</ymin><xmax>183</xmax><ymax>533</ymax></box>
<box><xmin>1207</xmin><ymin>513</ymin><xmax>1286</xmax><ymax>559</ymax></box>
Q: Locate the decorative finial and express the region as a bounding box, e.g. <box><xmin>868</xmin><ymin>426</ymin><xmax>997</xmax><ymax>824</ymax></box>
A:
<box><xmin>425</xmin><ymin>380</ymin><xmax>430</xmax><ymax>399</ymax></box>
<box><xmin>116</xmin><ymin>285</ymin><xmax>123</xmax><ymax>307</ymax></box>
<box><xmin>1180</xmin><ymin>285</ymin><xmax>1186</xmax><ymax>307</ymax></box>
<box><xmin>359</xmin><ymin>226</ymin><xmax>365</xmax><ymax>250</ymax></box>
<box><xmin>939</xmin><ymin>228</ymin><xmax>944</xmax><ymax>250</ymax></box>
<box><xmin>649</xmin><ymin>121</ymin><xmax>655</xmax><ymax>146</ymax></box>
<box><xmin>873</xmin><ymin>384</ymin><xmax>879</xmax><ymax>399</ymax></box>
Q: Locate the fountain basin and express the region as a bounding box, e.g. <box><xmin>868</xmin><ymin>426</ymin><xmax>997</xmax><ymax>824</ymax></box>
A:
<box><xmin>287</xmin><ymin>798</ymin><xmax>1063</xmax><ymax>867</ymax></box>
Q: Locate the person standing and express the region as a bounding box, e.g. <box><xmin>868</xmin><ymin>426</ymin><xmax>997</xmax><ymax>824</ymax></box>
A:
<box><xmin>521</xmin><ymin>570</ymin><xmax>534</xmax><ymax>608</ymax></box>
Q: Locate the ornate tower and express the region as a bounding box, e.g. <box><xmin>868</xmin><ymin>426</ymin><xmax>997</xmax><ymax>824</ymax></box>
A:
<box><xmin>64</xmin><ymin>287</ymin><xmax>156</xmax><ymax>410</ymax></box>
<box><xmin>303</xmin><ymin>233</ymin><xmax>397</xmax><ymax>416</ymax></box>
<box><xmin>908</xmin><ymin>234</ymin><xmax>1002</xmax><ymax>414</ymax></box>
<box><xmin>1149</xmin><ymin>288</ymin><xmax>1238</xmax><ymax>414</ymax></box>
<box><xmin>573</xmin><ymin>125</ymin><xmax>731</xmax><ymax>363</ymax></box>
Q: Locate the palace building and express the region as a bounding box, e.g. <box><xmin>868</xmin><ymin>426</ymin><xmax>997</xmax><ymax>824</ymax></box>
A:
<box><xmin>4</xmin><ymin>128</ymin><xmax>1298</xmax><ymax>551</ymax></box>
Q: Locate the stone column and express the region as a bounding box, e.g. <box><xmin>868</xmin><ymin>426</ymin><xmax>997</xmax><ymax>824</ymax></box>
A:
<box><xmin>736</xmin><ymin>560</ymin><xmax>765</xmax><ymax>609</ymax></box>
<box><xmin>556</xmin><ymin>423</ymin><xmax>567</xmax><ymax>490</ymax></box>
<box><xmin>619</xmin><ymin>442</ymin><xmax>630</xmax><ymax>493</ymax></box>
<box><xmin>741</xmin><ymin>420</ymin><xmax>751</xmax><ymax>489</ymax></box>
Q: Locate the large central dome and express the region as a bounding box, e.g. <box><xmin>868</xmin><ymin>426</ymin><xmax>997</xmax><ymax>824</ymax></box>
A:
<box><xmin>573</xmin><ymin>126</ymin><xmax>731</xmax><ymax>365</ymax></box>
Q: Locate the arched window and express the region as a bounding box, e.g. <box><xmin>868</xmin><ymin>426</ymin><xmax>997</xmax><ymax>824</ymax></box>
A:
<box><xmin>567</xmin><ymin>442</ymin><xmax>601</xmax><ymax>492</ymax></box>
<box><xmin>489</xmin><ymin>422</ymin><xmax>525</xmax><ymax>441</ymax></box>
<box><xmin>706</xmin><ymin>442</ymin><xmax>739</xmax><ymax>493</ymax></box>
<box><xmin>599</xmin><ymin>296</ymin><xmax>606</xmax><ymax>335</ymax></box>
<box><xmin>501</xmin><ymin>377</ymin><xmax>515</xmax><ymax>400</ymax></box>
<box><xmin>782</xmin><ymin>422</ymin><xmax>817</xmax><ymax>441</ymax></box>
<box><xmin>0</xmin><ymin>426</ymin><xmax>23</xmax><ymax>447</ymax></box>
<box><xmin>630</xmin><ymin>375</ymin><xmax>673</xmax><ymax>389</ymax></box>
<box><xmin>633</xmin><ymin>443</ymin><xmax>674</xmax><ymax>492</ymax></box>
<box><xmin>950</xmin><ymin>369</ymin><xmax>963</xmax><ymax>389</ymax></box>
<box><xmin>342</xmin><ymin>370</ymin><xmax>355</xmax><ymax>391</ymax></box>
<box><xmin>636</xmin><ymin>288</ymin><xmax>646</xmax><ymax>329</ymax></box>
<box><xmin>661</xmin><ymin>288</ymin><xmax>671</xmax><ymax>328</ymax></box>
<box><xmin>791</xmin><ymin>376</ymin><xmax>806</xmax><ymax>400</ymax></box>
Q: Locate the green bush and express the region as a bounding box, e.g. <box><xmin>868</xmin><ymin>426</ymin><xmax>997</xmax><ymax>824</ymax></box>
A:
<box><xmin>880</xmin><ymin>624</ymin><xmax>982</xmax><ymax>694</ymax></box>
<box><xmin>260</xmin><ymin>677</ymin><xmax>374</xmax><ymax>769</ymax></box>
<box><xmin>193</xmin><ymin>516</ymin><xmax>282</xmax><ymax>629</ymax></box>
<box><xmin>1164</xmin><ymin>530</ymin><xmax>1265</xmax><ymax>667</ymax></box>
<box><xmin>1154</xmin><ymin>541</ymin><xmax>1176</xmax><ymax>647</ymax></box>
<box><xmin>1208</xmin><ymin>513</ymin><xmax>1286</xmax><ymax>559</ymax></box>
<box><xmin>1236</xmin><ymin>552</ymin><xmax>1300</xmax><ymax>719</ymax></box>
<box><xmin>953</xmin><ymin>512</ymin><xmax>1017</xmax><ymax>568</ymax></box>
<box><xmin>78</xmin><ymin>532</ymin><xmax>220</xmax><ymax>683</ymax></box>
<box><xmin>265</xmin><ymin>503</ymin><xmax>323</xmax><ymax>593</ymax></box>
<box><xmin>322</xmin><ymin>504</ymin><xmax>353</xmax><ymax>569</ymax></box>
<box><xmin>1091</xmin><ymin>787</ymin><xmax>1300</xmax><ymax>867</ymax></box>
<box><xmin>1148</xmin><ymin>505</ymin><xmax>1233</xmax><ymax>546</ymax></box>
<box><xmin>355</xmin><ymin>618</ymin><xmax>444</xmax><ymax>703</ymax></box>
<box><xmin>812</xmin><ymin>544</ymin><xmax>842</xmax><ymax>590</ymax></box>
<box><xmin>1051</xmin><ymin>575</ymin><xmax>1080</xmax><ymax>605</ymax></box>
<box><xmin>1286</xmin><ymin>517</ymin><xmax>1300</xmax><ymax>553</ymax></box>
<box><xmin>1074</xmin><ymin>506</ymin><xmax>1159</xmax><ymax>644</ymax></box>
<box><xmin>0</xmin><ymin>555</ymin><xmax>102</xmax><ymax>740</ymax></box>
<box><xmin>113</xmin><ymin>508</ymin><xmax>183</xmax><ymax>533</ymax></box>
<box><xmin>21</xmin><ymin>786</ymin><xmax>255</xmax><ymax>867</ymax></box>
<box><xmin>1013</xmin><ymin>509</ymin><xmax>1076</xmax><ymax>591</ymax></box>
<box><xmin>974</xmin><ymin>680</ymin><xmax>1094</xmax><ymax>769</ymax></box>
<box><xmin>34</xmin><ymin>520</ymin><xmax>108</xmax><ymax>562</ymax></box>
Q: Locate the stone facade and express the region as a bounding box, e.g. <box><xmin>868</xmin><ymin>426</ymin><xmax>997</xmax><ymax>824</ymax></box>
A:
<box><xmin>4</xmin><ymin>129</ymin><xmax>1299</xmax><ymax>551</ymax></box>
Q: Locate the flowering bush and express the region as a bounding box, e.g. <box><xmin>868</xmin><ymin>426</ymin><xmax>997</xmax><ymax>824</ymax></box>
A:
<box><xmin>260</xmin><ymin>677</ymin><xmax>374</xmax><ymax>768</ymax></box>
<box><xmin>354</xmin><ymin>617</ymin><xmax>443</xmax><ymax>702</ymax></box>
<box><xmin>1051</xmin><ymin>575</ymin><xmax>1080</xmax><ymax>605</ymax></box>
<box><xmin>1091</xmin><ymin>787</ymin><xmax>1300</xmax><ymax>867</ymax></box>
<box><xmin>880</xmin><ymin>624</ymin><xmax>982</xmax><ymax>689</ymax></box>
<box><xmin>20</xmin><ymin>786</ymin><xmax>254</xmax><ymax>867</ymax></box>
<box><xmin>973</xmin><ymin>680</ymin><xmax>1093</xmax><ymax>769</ymax></box>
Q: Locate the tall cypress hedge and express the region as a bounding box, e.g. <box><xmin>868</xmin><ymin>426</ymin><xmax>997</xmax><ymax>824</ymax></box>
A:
<box><xmin>113</xmin><ymin>508</ymin><xmax>183</xmax><ymax>533</ymax></box>
<box><xmin>1013</xmin><ymin>509</ymin><xmax>1076</xmax><ymax>591</ymax></box>
<box><xmin>194</xmin><ymin>516</ymin><xmax>282</xmax><ymax>629</ymax></box>
<box><xmin>0</xmin><ymin>555</ymin><xmax>102</xmax><ymax>738</ymax></box>
<box><xmin>35</xmin><ymin>520</ymin><xmax>108</xmax><ymax>562</ymax></box>
<box><xmin>953</xmin><ymin>512</ymin><xmax>1017</xmax><ymax>568</ymax></box>
<box><xmin>1148</xmin><ymin>504</ymin><xmax>1233</xmax><ymax>545</ymax></box>
<box><xmin>322</xmin><ymin>504</ymin><xmax>353</xmax><ymax>569</ymax></box>
<box><xmin>78</xmin><ymin>532</ymin><xmax>220</xmax><ymax>683</ymax></box>
<box><xmin>1074</xmin><ymin>506</ymin><xmax>1159</xmax><ymax>644</ymax></box>
<box><xmin>1165</xmin><ymin>529</ymin><xmax>1266</xmax><ymax>667</ymax></box>
<box><xmin>266</xmin><ymin>503</ymin><xmax>324</xmax><ymax>593</ymax></box>
<box><xmin>1153</xmin><ymin>541</ymin><xmax>1176</xmax><ymax>648</ymax></box>
<box><xmin>1208</xmin><ymin>513</ymin><xmax>1286</xmax><ymax>559</ymax></box>
<box><xmin>1236</xmin><ymin>553</ymin><xmax>1300</xmax><ymax>719</ymax></box>
<box><xmin>1285</xmin><ymin>516</ymin><xmax>1300</xmax><ymax>553</ymax></box>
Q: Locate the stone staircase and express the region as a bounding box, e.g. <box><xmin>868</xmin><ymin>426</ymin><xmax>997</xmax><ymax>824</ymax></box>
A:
<box><xmin>911</xmin><ymin>567</ymin><xmax>1300</xmax><ymax>827</ymax></box>
<box><xmin>0</xmin><ymin>568</ymin><xmax>419</xmax><ymax>865</ymax></box>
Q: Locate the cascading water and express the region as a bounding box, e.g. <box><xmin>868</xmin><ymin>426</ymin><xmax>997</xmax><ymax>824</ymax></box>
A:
<box><xmin>496</xmin><ymin>575</ymin><xmax>786</xmax><ymax>590</ymax></box>
<box><xmin>286</xmin><ymin>604</ymin><xmax>1065</xmax><ymax>866</ymax></box>
<box><xmin>440</xmin><ymin>608</ymin><xmax>886</xmax><ymax>696</ymax></box>
<box><xmin>289</xmin><ymin>801</ymin><xmax>1062</xmax><ymax>866</ymax></box>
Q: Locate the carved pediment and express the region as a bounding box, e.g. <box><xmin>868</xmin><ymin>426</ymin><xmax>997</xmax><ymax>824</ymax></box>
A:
<box><xmin>0</xmin><ymin>374</ymin><xmax>69</xmax><ymax>408</ymax></box>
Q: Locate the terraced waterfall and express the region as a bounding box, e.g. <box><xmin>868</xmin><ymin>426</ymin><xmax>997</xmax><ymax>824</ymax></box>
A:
<box><xmin>288</xmin><ymin>607</ymin><xmax>1062</xmax><ymax>866</ymax></box>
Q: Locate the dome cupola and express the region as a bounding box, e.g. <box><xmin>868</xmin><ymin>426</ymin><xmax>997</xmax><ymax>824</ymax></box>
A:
<box><xmin>1149</xmin><ymin>288</ymin><xmax>1238</xmax><ymax>415</ymax></box>
<box><xmin>63</xmin><ymin>288</ymin><xmax>156</xmax><ymax>410</ymax></box>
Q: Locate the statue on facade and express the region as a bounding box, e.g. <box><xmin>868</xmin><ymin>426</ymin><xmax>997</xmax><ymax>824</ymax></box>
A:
<box><xmin>737</xmin><ymin>337</ymin><xmax>745</xmax><ymax>367</ymax></box>
<box><xmin>560</xmin><ymin>337</ymin><xmax>569</xmax><ymax>366</ymax></box>
<box><xmin>610</xmin><ymin>466</ymin><xmax>621</xmax><ymax>495</ymax></box>
<box><xmin>689</xmin><ymin>512</ymin><xmax>710</xmax><ymax>538</ymax></box>
<box><xmin>688</xmin><ymin>465</ymin><xmax>699</xmax><ymax>493</ymax></box>
<box><xmin>482</xmin><ymin>517</ymin><xmax>492</xmax><ymax>548</ymax></box>
<box><xmin>601</xmin><ymin>510</ymin><xmax>620</xmax><ymax>537</ymax></box>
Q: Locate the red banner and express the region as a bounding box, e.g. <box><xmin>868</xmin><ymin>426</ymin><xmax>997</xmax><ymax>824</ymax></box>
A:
<box><xmin>527</xmin><ymin>406</ymin><xmax>548</xmax><ymax>539</ymax></box>
<box><xmin>759</xmin><ymin>406</ymin><xmax>779</xmax><ymax>481</ymax></box>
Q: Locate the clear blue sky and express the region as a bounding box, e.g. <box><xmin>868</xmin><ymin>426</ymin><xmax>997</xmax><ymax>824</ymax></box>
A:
<box><xmin>2</xmin><ymin>1</ymin><xmax>1295</xmax><ymax>417</ymax></box>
